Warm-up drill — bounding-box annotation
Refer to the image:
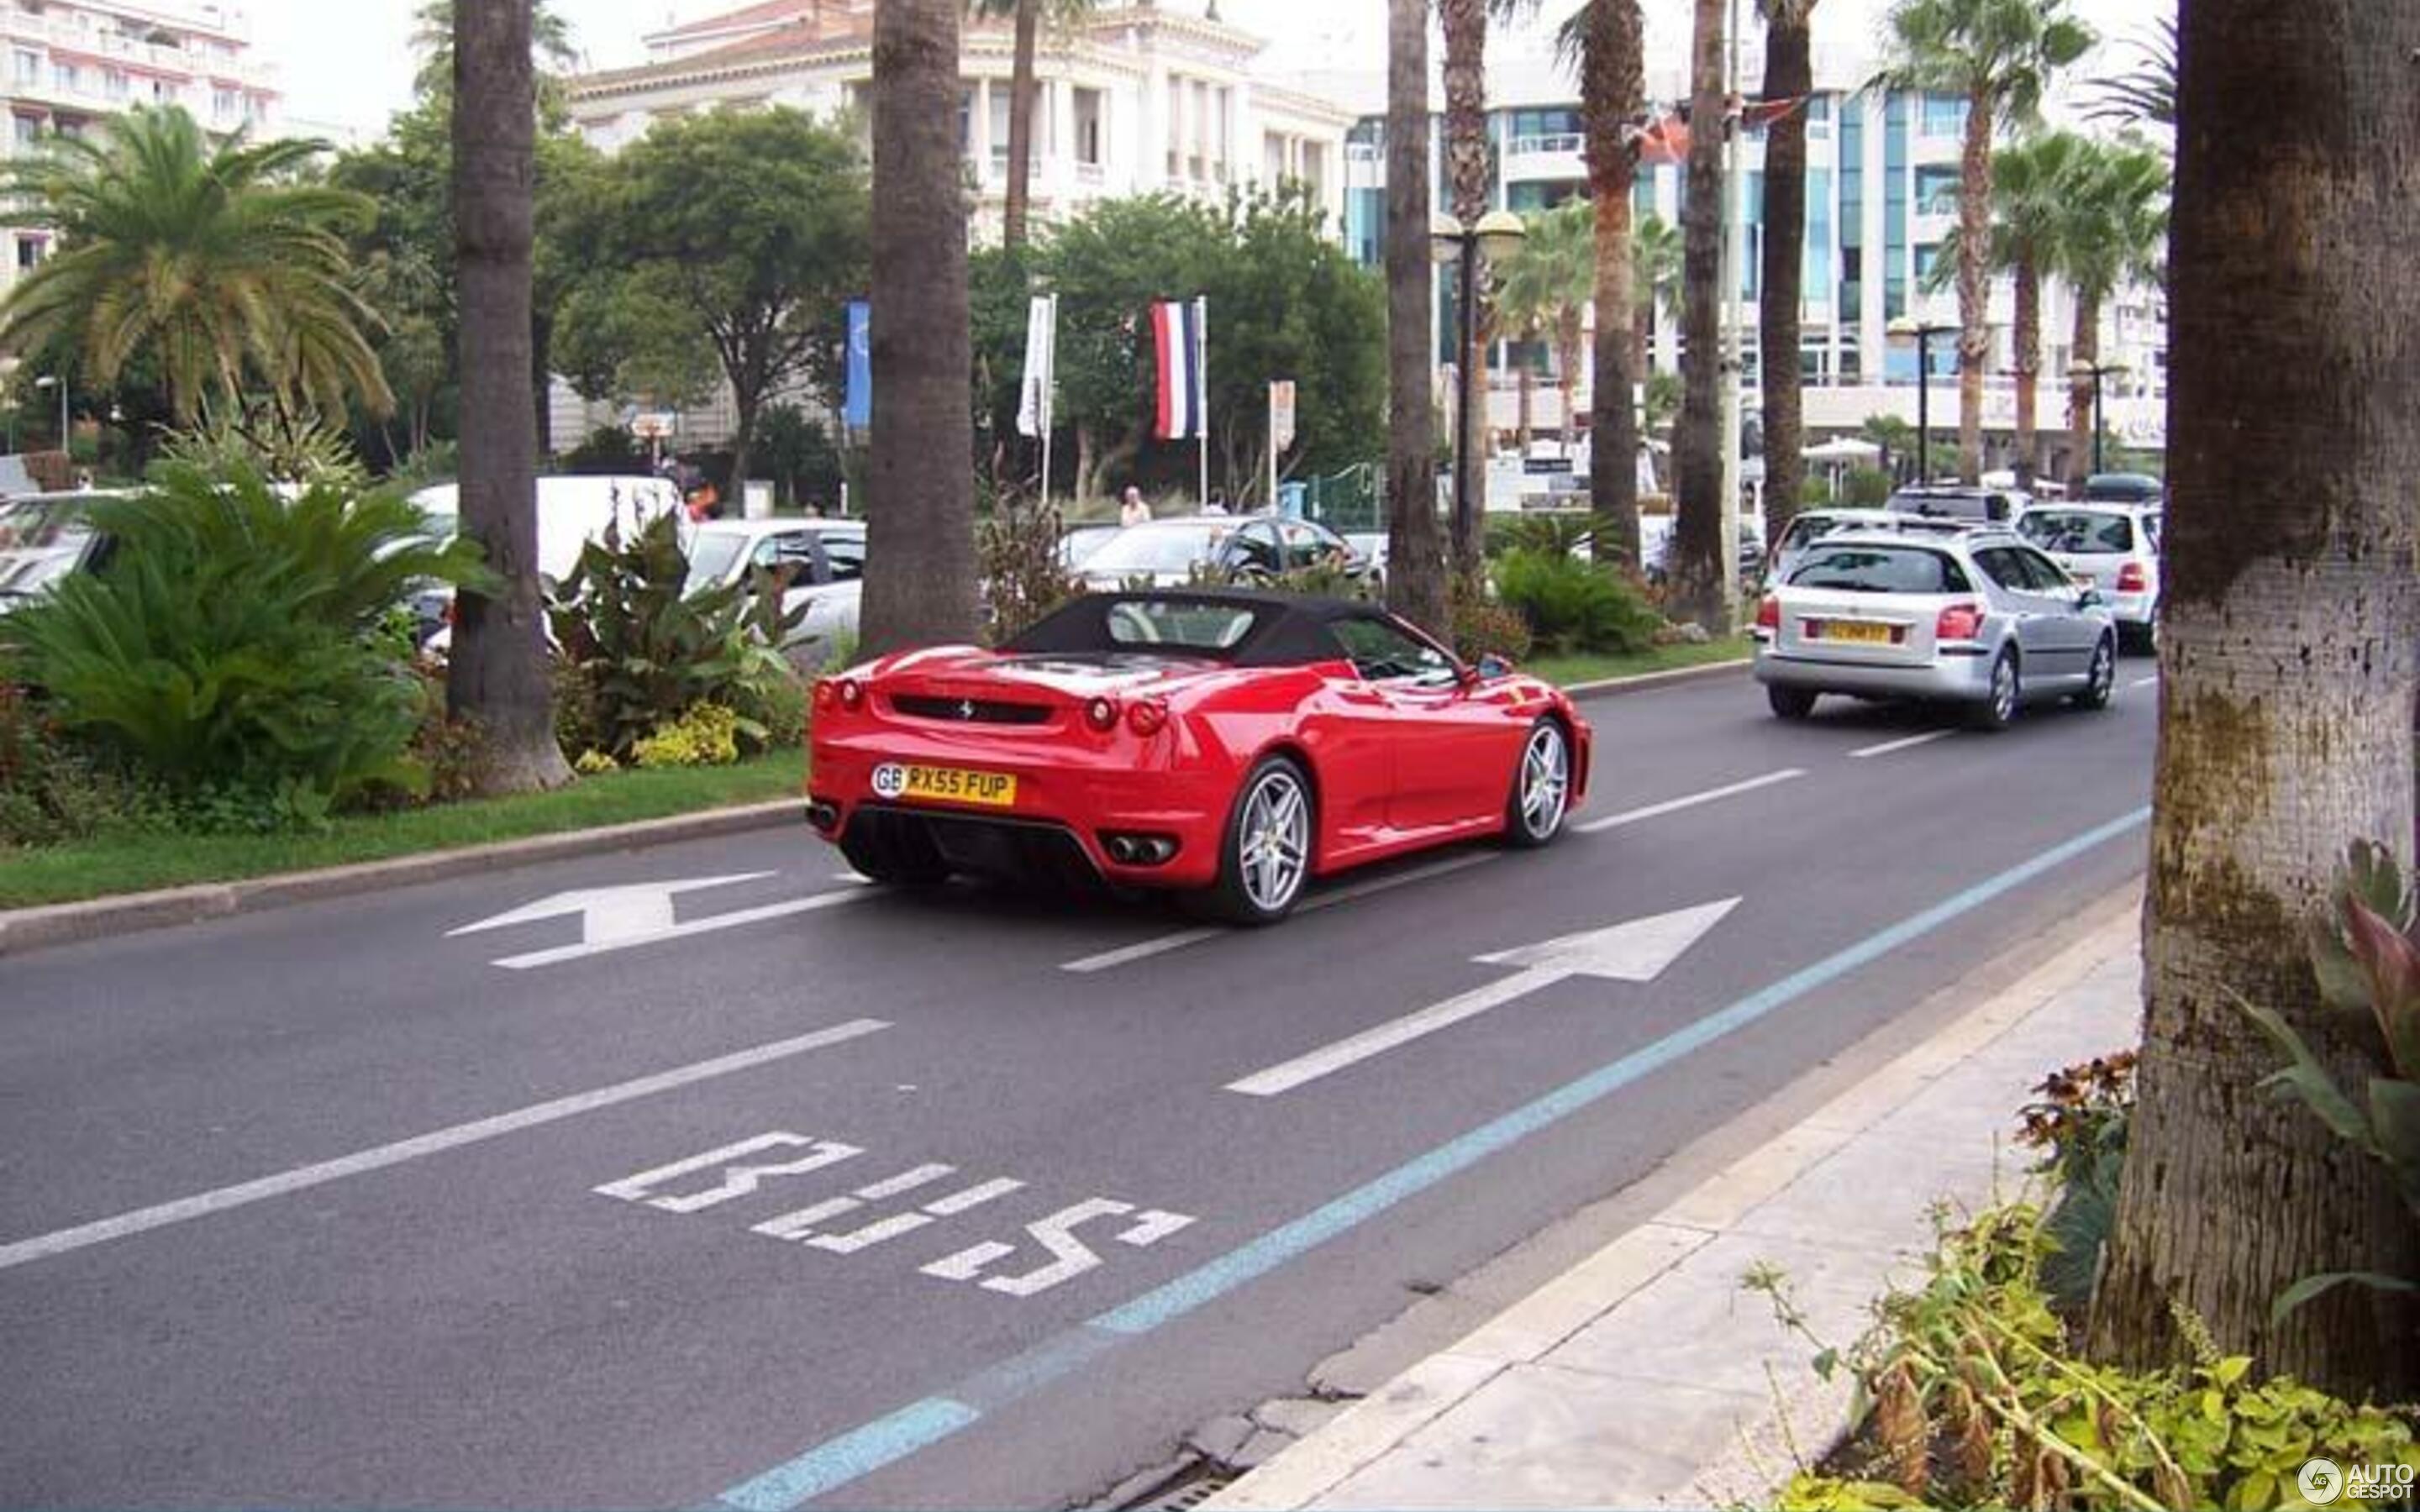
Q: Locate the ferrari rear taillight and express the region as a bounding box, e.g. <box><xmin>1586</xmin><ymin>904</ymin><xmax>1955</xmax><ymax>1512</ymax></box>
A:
<box><xmin>838</xmin><ymin>679</ymin><xmax>864</xmax><ymax>711</ymax></box>
<box><xmin>1084</xmin><ymin>696</ymin><xmax>1120</xmax><ymax>732</ymax></box>
<box><xmin>1755</xmin><ymin>594</ymin><xmax>1780</xmax><ymax>633</ymax></box>
<box><xmin>1127</xmin><ymin>700</ymin><xmax>1168</xmax><ymax>737</ymax></box>
<box><xmin>1936</xmin><ymin>602</ymin><xmax>1986</xmax><ymax>642</ymax></box>
<box><xmin>813</xmin><ymin>679</ymin><xmax>837</xmax><ymax>712</ymax></box>
<box><xmin>2117</xmin><ymin>561</ymin><xmax>2149</xmax><ymax>593</ymax></box>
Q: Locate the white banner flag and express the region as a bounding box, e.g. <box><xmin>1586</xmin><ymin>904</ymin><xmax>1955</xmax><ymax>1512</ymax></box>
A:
<box><xmin>1017</xmin><ymin>294</ymin><xmax>1056</xmax><ymax>438</ymax></box>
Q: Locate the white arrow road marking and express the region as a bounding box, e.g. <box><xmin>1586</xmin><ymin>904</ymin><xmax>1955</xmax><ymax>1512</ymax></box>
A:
<box><xmin>1058</xmin><ymin>852</ymin><xmax>1500</xmax><ymax>974</ymax></box>
<box><xmin>0</xmin><ymin>1018</ymin><xmax>891</xmax><ymax>1273</ymax></box>
<box><xmin>1576</xmin><ymin>769</ymin><xmax>1806</xmax><ymax>834</ymax></box>
<box><xmin>1226</xmin><ymin>898</ymin><xmax>1740</xmax><ymax>1096</ymax></box>
<box><xmin>1850</xmin><ymin>730</ymin><xmax>1955</xmax><ymax>759</ymax></box>
<box><xmin>448</xmin><ymin>874</ymin><xmax>872</xmax><ymax>969</ymax></box>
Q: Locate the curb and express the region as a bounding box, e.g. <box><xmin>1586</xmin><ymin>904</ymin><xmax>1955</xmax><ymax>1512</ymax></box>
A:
<box><xmin>0</xmin><ymin>799</ymin><xmax>800</xmax><ymax>959</ymax></box>
<box><xmin>1206</xmin><ymin>887</ymin><xmax>2142</xmax><ymax>1511</ymax></box>
<box><xmin>1562</xmin><ymin>656</ymin><xmax>1749</xmax><ymax>701</ymax></box>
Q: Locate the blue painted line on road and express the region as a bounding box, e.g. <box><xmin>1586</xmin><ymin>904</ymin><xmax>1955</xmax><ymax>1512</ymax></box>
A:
<box><xmin>713</xmin><ymin>805</ymin><xmax>2150</xmax><ymax>1508</ymax></box>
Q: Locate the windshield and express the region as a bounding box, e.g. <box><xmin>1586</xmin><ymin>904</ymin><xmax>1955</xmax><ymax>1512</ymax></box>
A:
<box><xmin>686</xmin><ymin>530</ymin><xmax>752</xmax><ymax>594</ymax></box>
<box><xmin>1084</xmin><ymin>523</ymin><xmax>1225</xmax><ymax>575</ymax></box>
<box><xmin>1789</xmin><ymin>545</ymin><xmax>1973</xmax><ymax>595</ymax></box>
<box><xmin>0</xmin><ymin>497</ymin><xmax>96</xmax><ymax>601</ymax></box>
<box><xmin>2018</xmin><ymin>511</ymin><xmax>2135</xmax><ymax>554</ymax></box>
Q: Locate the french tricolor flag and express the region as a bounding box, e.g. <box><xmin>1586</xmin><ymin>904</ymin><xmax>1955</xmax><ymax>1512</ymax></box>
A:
<box><xmin>1151</xmin><ymin>298</ymin><xmax>1207</xmax><ymax>441</ymax></box>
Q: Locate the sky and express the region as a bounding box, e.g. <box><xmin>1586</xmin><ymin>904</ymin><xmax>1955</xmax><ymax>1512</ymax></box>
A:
<box><xmin>259</xmin><ymin>0</ymin><xmax>2172</xmax><ymax>142</ymax></box>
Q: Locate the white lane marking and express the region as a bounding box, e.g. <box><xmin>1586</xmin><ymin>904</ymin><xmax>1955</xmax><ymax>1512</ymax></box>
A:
<box><xmin>1228</xmin><ymin>899</ymin><xmax>1740</xmax><ymax>1097</ymax></box>
<box><xmin>0</xmin><ymin>1019</ymin><xmax>892</xmax><ymax>1273</ymax></box>
<box><xmin>493</xmin><ymin>886</ymin><xmax>872</xmax><ymax>969</ymax></box>
<box><xmin>1849</xmin><ymin>730</ymin><xmax>1957</xmax><ymax>759</ymax></box>
<box><xmin>1576</xmin><ymin>769</ymin><xmax>1806</xmax><ymax>834</ymax></box>
<box><xmin>2129</xmin><ymin>675</ymin><xmax>2160</xmax><ymax>689</ymax></box>
<box><xmin>451</xmin><ymin>873</ymin><xmax>776</xmax><ymax>942</ymax></box>
<box><xmin>1057</xmin><ymin>851</ymin><xmax>1499</xmax><ymax>974</ymax></box>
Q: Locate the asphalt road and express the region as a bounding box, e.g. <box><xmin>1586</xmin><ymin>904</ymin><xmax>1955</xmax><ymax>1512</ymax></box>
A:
<box><xmin>0</xmin><ymin>662</ymin><xmax>2159</xmax><ymax>1509</ymax></box>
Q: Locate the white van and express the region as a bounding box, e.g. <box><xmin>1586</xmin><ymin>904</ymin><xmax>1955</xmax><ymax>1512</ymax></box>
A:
<box><xmin>408</xmin><ymin>475</ymin><xmax>689</xmax><ymax>582</ymax></box>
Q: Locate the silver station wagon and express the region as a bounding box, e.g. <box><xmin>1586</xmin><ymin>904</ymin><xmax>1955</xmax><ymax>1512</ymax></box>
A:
<box><xmin>1752</xmin><ymin>528</ymin><xmax>2118</xmax><ymax>730</ymax></box>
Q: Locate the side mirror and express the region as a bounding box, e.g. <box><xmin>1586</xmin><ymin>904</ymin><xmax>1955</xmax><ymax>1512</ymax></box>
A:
<box><xmin>2078</xmin><ymin>587</ymin><xmax>2104</xmax><ymax>609</ymax></box>
<box><xmin>1472</xmin><ymin>653</ymin><xmax>1512</xmax><ymax>680</ymax></box>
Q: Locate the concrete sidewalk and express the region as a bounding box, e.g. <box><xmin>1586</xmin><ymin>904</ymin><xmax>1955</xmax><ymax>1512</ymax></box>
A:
<box><xmin>1209</xmin><ymin>900</ymin><xmax>2142</xmax><ymax>1511</ymax></box>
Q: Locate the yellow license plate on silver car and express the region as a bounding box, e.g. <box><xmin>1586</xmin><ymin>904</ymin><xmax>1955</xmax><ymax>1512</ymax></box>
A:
<box><xmin>1825</xmin><ymin>621</ymin><xmax>1893</xmax><ymax>645</ymax></box>
<box><xmin>871</xmin><ymin>763</ymin><xmax>1017</xmax><ymax>807</ymax></box>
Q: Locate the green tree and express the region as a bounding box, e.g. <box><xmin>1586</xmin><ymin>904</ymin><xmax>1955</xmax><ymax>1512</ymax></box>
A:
<box><xmin>410</xmin><ymin>0</ymin><xmax>576</xmax><ymax>101</ymax></box>
<box><xmin>559</xmin><ymin>108</ymin><xmax>868</xmax><ymax>518</ymax></box>
<box><xmin>1757</xmin><ymin>0</ymin><xmax>1820</xmax><ymax>545</ymax></box>
<box><xmin>1630</xmin><ymin>213</ymin><xmax>1682</xmax><ymax>372</ymax></box>
<box><xmin>1669</xmin><ymin>0</ymin><xmax>1730</xmax><ymax>630</ymax></box>
<box><xmin>0</xmin><ymin>108</ymin><xmax>391</xmax><ymax>427</ymax></box>
<box><xmin>860</xmin><ymin>0</ymin><xmax>978</xmax><ymax>653</ymax></box>
<box><xmin>1491</xmin><ymin>200</ymin><xmax>1593</xmax><ymax>458</ymax></box>
<box><xmin>1872</xmin><ymin>0</ymin><xmax>2093</xmax><ymax>481</ymax></box>
<box><xmin>1570</xmin><ymin>0</ymin><xmax>1646</xmax><ymax>570</ymax></box>
<box><xmin>2086</xmin><ymin>17</ymin><xmax>2176</xmax><ymax>129</ymax></box>
<box><xmin>971</xmin><ymin>0</ymin><xmax>1099</xmax><ymax>251</ymax></box>
<box><xmin>447</xmin><ymin>0</ymin><xmax>569</xmax><ymax>794</ymax></box>
<box><xmin>2058</xmin><ymin>138</ymin><xmax>2168</xmax><ymax>486</ymax></box>
<box><xmin>2090</xmin><ymin>0</ymin><xmax>2420</xmax><ymax>1396</ymax></box>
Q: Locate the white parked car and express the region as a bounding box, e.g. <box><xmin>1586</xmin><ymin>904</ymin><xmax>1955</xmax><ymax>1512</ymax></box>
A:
<box><xmin>685</xmin><ymin>517</ymin><xmax>865</xmax><ymax>664</ymax></box>
<box><xmin>408</xmin><ymin>475</ymin><xmax>690</xmax><ymax>584</ymax></box>
<box><xmin>2014</xmin><ymin>503</ymin><xmax>2161</xmax><ymax>652</ymax></box>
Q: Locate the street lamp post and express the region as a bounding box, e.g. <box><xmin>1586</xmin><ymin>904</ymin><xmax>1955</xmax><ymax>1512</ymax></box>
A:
<box><xmin>1432</xmin><ymin>210</ymin><xmax>1528</xmax><ymax>574</ymax></box>
<box><xmin>1886</xmin><ymin>318</ymin><xmax>1954</xmax><ymax>485</ymax></box>
<box><xmin>33</xmin><ymin>373</ymin><xmax>66</xmax><ymax>457</ymax></box>
<box><xmin>2067</xmin><ymin>359</ymin><xmax>2129</xmax><ymax>478</ymax></box>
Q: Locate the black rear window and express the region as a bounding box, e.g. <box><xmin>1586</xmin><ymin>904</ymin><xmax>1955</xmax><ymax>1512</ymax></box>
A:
<box><xmin>1789</xmin><ymin>545</ymin><xmax>1973</xmax><ymax>594</ymax></box>
<box><xmin>2018</xmin><ymin>511</ymin><xmax>2135</xmax><ymax>554</ymax></box>
<box><xmin>1886</xmin><ymin>490</ymin><xmax>2008</xmax><ymax>522</ymax></box>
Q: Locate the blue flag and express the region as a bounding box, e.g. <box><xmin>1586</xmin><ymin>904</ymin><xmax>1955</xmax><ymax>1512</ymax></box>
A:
<box><xmin>843</xmin><ymin>300</ymin><xmax>871</xmax><ymax>430</ymax></box>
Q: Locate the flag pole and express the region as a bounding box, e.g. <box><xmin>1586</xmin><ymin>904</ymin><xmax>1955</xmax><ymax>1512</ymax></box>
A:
<box><xmin>1195</xmin><ymin>295</ymin><xmax>1211</xmax><ymax>509</ymax></box>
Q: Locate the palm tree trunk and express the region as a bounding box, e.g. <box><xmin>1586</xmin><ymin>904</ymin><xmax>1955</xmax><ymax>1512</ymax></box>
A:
<box><xmin>1581</xmin><ymin>0</ymin><xmax>1644</xmax><ymax>571</ymax></box>
<box><xmin>446</xmin><ymin>0</ymin><xmax>568</xmax><ymax>794</ymax></box>
<box><xmin>1515</xmin><ymin>360</ymin><xmax>1534</xmax><ymax>454</ymax></box>
<box><xmin>861</xmin><ymin>0</ymin><xmax>978</xmax><ymax>653</ymax></box>
<box><xmin>1953</xmin><ymin>91</ymin><xmax>1991</xmax><ymax>483</ymax></box>
<box><xmin>2011</xmin><ymin>249</ymin><xmax>2039</xmax><ymax>488</ymax></box>
<box><xmin>1002</xmin><ymin>0</ymin><xmax>1040</xmax><ymax>252</ymax></box>
<box><xmin>2088</xmin><ymin>0</ymin><xmax>2420</xmax><ymax>1394</ymax></box>
<box><xmin>1757</xmin><ymin>2</ymin><xmax>1815</xmax><ymax>545</ymax></box>
<box><xmin>1670</xmin><ymin>0</ymin><xmax>1727</xmax><ymax>626</ymax></box>
<box><xmin>1557</xmin><ymin>310</ymin><xmax>1583</xmax><ymax>460</ymax></box>
<box><xmin>2067</xmin><ymin>286</ymin><xmax>2100</xmax><ymax>484</ymax></box>
<box><xmin>1384</xmin><ymin>0</ymin><xmax>1445</xmax><ymax>638</ymax></box>
<box><xmin>1441</xmin><ymin>0</ymin><xmax>1491</xmax><ymax>583</ymax></box>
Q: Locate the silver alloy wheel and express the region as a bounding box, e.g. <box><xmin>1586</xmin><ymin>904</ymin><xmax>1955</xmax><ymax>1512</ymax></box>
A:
<box><xmin>1518</xmin><ymin>722</ymin><xmax>1570</xmax><ymax>840</ymax></box>
<box><xmin>2089</xmin><ymin>639</ymin><xmax>2115</xmax><ymax>702</ymax></box>
<box><xmin>1991</xmin><ymin>653</ymin><xmax>2020</xmax><ymax>724</ymax></box>
<box><xmin>1237</xmin><ymin>768</ymin><xmax>1310</xmax><ymax>914</ymax></box>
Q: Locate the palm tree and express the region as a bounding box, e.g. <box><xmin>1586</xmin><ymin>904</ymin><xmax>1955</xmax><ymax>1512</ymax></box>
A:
<box><xmin>2084</xmin><ymin>17</ymin><xmax>2176</xmax><ymax>128</ymax></box>
<box><xmin>1492</xmin><ymin>201</ymin><xmax>1595</xmax><ymax>457</ymax></box>
<box><xmin>2088</xmin><ymin>0</ymin><xmax>2420</xmax><ymax>1398</ymax></box>
<box><xmin>1668</xmin><ymin>0</ymin><xmax>1729</xmax><ymax>631</ymax></box>
<box><xmin>1757</xmin><ymin>0</ymin><xmax>1820</xmax><ymax>543</ymax></box>
<box><xmin>975</xmin><ymin>0</ymin><xmax>1097</xmax><ymax>252</ymax></box>
<box><xmin>1630</xmin><ymin>213</ymin><xmax>1682</xmax><ymax>374</ymax></box>
<box><xmin>412</xmin><ymin>0</ymin><xmax>576</xmax><ymax>98</ymax></box>
<box><xmin>1572</xmin><ymin>0</ymin><xmax>1645</xmax><ymax>571</ymax></box>
<box><xmin>860</xmin><ymin>0</ymin><xmax>980</xmax><ymax>653</ymax></box>
<box><xmin>2059</xmin><ymin>139</ymin><xmax>2167</xmax><ymax>486</ymax></box>
<box><xmin>1385</xmin><ymin>0</ymin><xmax>1446</xmax><ymax>638</ymax></box>
<box><xmin>447</xmin><ymin>0</ymin><xmax>568</xmax><ymax>793</ymax></box>
<box><xmin>0</xmin><ymin>109</ymin><xmax>391</xmax><ymax>427</ymax></box>
<box><xmin>1926</xmin><ymin>130</ymin><xmax>2090</xmax><ymax>486</ymax></box>
<box><xmin>1872</xmin><ymin>0</ymin><xmax>2093</xmax><ymax>482</ymax></box>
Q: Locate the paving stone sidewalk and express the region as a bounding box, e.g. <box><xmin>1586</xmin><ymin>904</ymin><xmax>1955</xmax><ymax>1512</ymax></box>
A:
<box><xmin>1209</xmin><ymin>903</ymin><xmax>2142</xmax><ymax>1511</ymax></box>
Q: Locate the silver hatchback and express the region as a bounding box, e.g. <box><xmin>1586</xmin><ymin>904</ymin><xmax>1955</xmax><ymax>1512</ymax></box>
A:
<box><xmin>1751</xmin><ymin>529</ymin><xmax>2118</xmax><ymax>729</ymax></box>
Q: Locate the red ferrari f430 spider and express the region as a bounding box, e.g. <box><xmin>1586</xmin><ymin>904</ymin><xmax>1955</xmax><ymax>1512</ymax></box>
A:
<box><xmin>808</xmin><ymin>591</ymin><xmax>1591</xmax><ymax>923</ymax></box>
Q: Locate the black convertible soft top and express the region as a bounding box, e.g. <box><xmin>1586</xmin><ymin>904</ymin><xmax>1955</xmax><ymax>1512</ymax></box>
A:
<box><xmin>1004</xmin><ymin>590</ymin><xmax>1382</xmax><ymax>667</ymax></box>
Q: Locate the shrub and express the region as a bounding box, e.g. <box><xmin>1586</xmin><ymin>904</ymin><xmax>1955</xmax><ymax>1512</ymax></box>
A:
<box><xmin>546</xmin><ymin>512</ymin><xmax>803</xmax><ymax>760</ymax></box>
<box><xmin>7</xmin><ymin>465</ymin><xmax>481</xmax><ymax>812</ymax></box>
<box><xmin>0</xmin><ymin>679</ymin><xmax>141</xmax><ymax>847</ymax></box>
<box><xmin>1491</xmin><ymin>549</ymin><xmax>1663</xmax><ymax>655</ymax></box>
<box><xmin>728</xmin><ymin>662</ymin><xmax>809</xmax><ymax>752</ymax></box>
<box><xmin>1844</xmin><ymin>465</ymin><xmax>1894</xmax><ymax>506</ymax></box>
<box><xmin>1449</xmin><ymin>580</ymin><xmax>1534</xmax><ymax>664</ymax></box>
<box><xmin>979</xmin><ymin>498</ymin><xmax>1080</xmax><ymax>644</ymax></box>
<box><xmin>2015</xmin><ymin>1051</ymin><xmax>2136</xmax><ymax>1312</ymax></box>
<box><xmin>633</xmin><ymin>703</ymin><xmax>743</xmax><ymax>769</ymax></box>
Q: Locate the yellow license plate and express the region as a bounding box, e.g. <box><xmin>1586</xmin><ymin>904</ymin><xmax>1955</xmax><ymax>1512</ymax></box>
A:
<box><xmin>1824</xmin><ymin>620</ymin><xmax>1893</xmax><ymax>645</ymax></box>
<box><xmin>871</xmin><ymin>763</ymin><xmax>1018</xmax><ymax>807</ymax></box>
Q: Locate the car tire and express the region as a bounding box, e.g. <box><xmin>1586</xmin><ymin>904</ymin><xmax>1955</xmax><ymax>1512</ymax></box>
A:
<box><xmin>1767</xmin><ymin>685</ymin><xmax>1818</xmax><ymax>721</ymax></box>
<box><xmin>1502</xmin><ymin>717</ymin><xmax>1573</xmax><ymax>849</ymax></box>
<box><xmin>1969</xmin><ymin>648</ymin><xmax>2022</xmax><ymax>732</ymax></box>
<box><xmin>2072</xmin><ymin>636</ymin><xmax>2117</xmax><ymax>711</ymax></box>
<box><xmin>1199</xmin><ymin>754</ymin><xmax>1314</xmax><ymax>926</ymax></box>
<box><xmin>839</xmin><ymin>815</ymin><xmax>951</xmax><ymax>886</ymax></box>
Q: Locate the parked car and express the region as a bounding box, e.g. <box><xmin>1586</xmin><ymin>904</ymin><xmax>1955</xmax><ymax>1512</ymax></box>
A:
<box><xmin>1765</xmin><ymin>508</ymin><xmax>1971</xmax><ymax>587</ymax></box>
<box><xmin>685</xmin><ymin>517</ymin><xmax>865</xmax><ymax>663</ymax></box>
<box><xmin>1075</xmin><ymin>513</ymin><xmax>1374</xmax><ymax>591</ymax></box>
<box><xmin>1752</xmin><ymin>527</ymin><xmax>2118</xmax><ymax>729</ymax></box>
<box><xmin>1057</xmin><ymin>521</ymin><xmax>1123</xmax><ymax>570</ymax></box>
<box><xmin>2016</xmin><ymin>503</ymin><xmax>2161</xmax><ymax>652</ymax></box>
<box><xmin>0</xmin><ymin>491</ymin><xmax>119</xmax><ymax>609</ymax></box>
<box><xmin>808</xmin><ymin>590</ymin><xmax>1589</xmax><ymax>923</ymax></box>
<box><xmin>1883</xmin><ymin>484</ymin><xmax>2026</xmax><ymax>524</ymax></box>
<box><xmin>406</xmin><ymin>475</ymin><xmax>689</xmax><ymax>585</ymax></box>
<box><xmin>2081</xmin><ymin>472</ymin><xmax>2163</xmax><ymax>505</ymax></box>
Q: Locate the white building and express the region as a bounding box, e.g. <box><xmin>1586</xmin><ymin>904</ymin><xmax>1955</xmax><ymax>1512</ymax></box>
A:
<box><xmin>1</xmin><ymin>0</ymin><xmax>280</xmax><ymax>297</ymax></box>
